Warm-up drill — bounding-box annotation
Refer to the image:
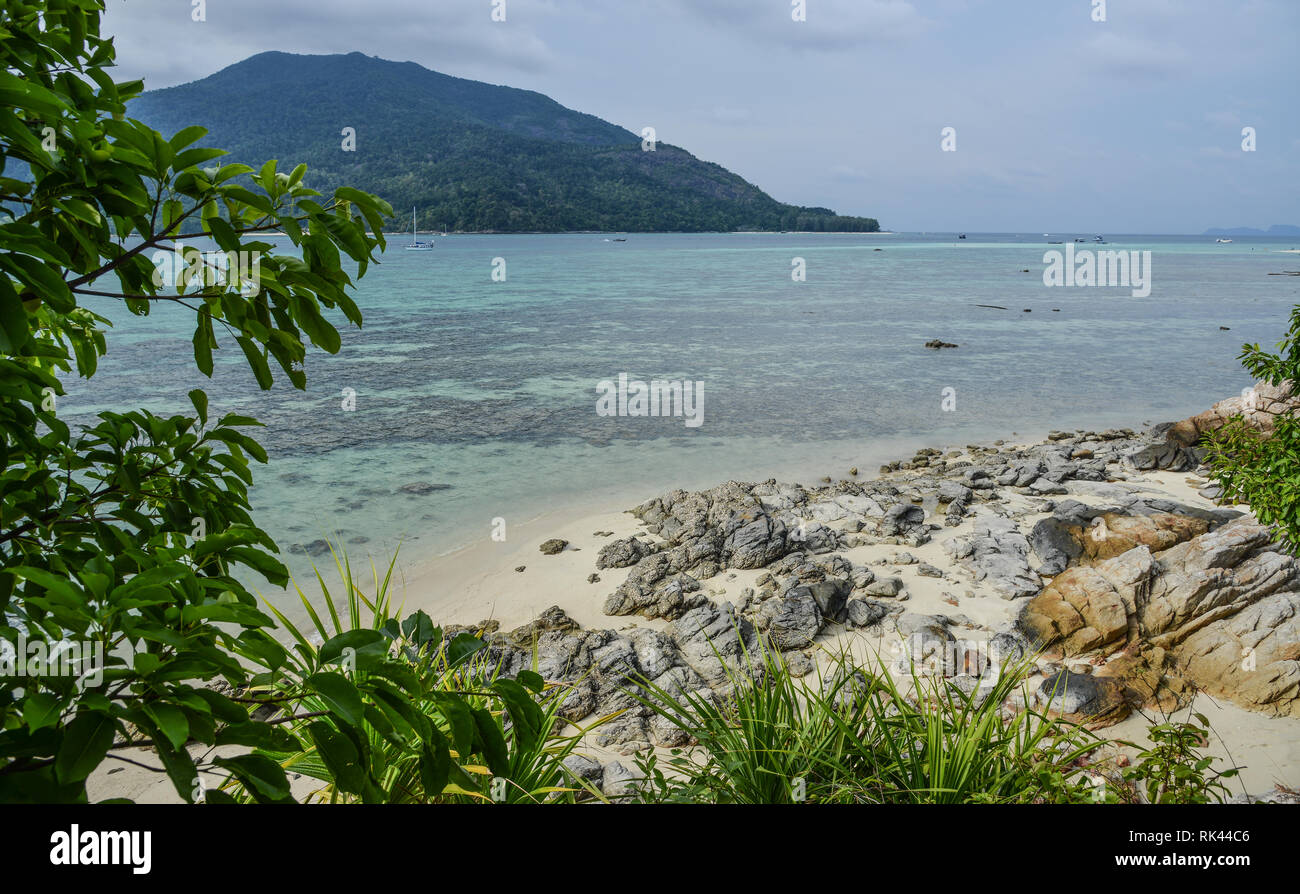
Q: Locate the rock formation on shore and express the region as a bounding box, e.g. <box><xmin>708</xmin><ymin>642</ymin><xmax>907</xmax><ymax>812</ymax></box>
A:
<box><xmin>449</xmin><ymin>383</ymin><xmax>1298</xmax><ymax>791</ymax></box>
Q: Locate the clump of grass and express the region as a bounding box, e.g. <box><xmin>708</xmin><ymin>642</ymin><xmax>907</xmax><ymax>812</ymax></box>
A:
<box><xmin>629</xmin><ymin>640</ymin><xmax>1107</xmax><ymax>804</ymax></box>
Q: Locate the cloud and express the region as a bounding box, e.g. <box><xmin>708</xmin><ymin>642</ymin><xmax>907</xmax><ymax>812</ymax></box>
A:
<box><xmin>671</xmin><ymin>0</ymin><xmax>931</xmax><ymax>50</ymax></box>
<box><xmin>1080</xmin><ymin>32</ymin><xmax>1189</xmax><ymax>78</ymax></box>
<box><xmin>104</xmin><ymin>0</ymin><xmax>560</xmax><ymax>88</ymax></box>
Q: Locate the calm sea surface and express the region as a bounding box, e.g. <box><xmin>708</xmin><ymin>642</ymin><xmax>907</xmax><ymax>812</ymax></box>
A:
<box><xmin>65</xmin><ymin>232</ymin><xmax>1300</xmax><ymax>590</ymax></box>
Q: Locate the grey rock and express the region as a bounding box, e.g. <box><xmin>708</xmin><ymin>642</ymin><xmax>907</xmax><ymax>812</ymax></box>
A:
<box><xmin>846</xmin><ymin>598</ymin><xmax>890</xmax><ymax>627</ymax></box>
<box><xmin>761</xmin><ymin>590</ymin><xmax>823</xmax><ymax>650</ymax></box>
<box><xmin>944</xmin><ymin>515</ymin><xmax>1041</xmax><ymax>600</ymax></box>
<box><xmin>562</xmin><ymin>754</ymin><xmax>604</xmax><ymax>787</ymax></box>
<box><xmin>864</xmin><ymin>576</ymin><xmax>905</xmax><ymax>597</ymax></box>
<box><xmin>596</xmin><ymin>536</ymin><xmax>656</xmax><ymax>569</ymax></box>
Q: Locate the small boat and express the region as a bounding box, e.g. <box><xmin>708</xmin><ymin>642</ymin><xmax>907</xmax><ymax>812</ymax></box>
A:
<box><xmin>612</xmin><ymin>238</ymin><xmax>627</xmax><ymax>242</ymax></box>
<box><xmin>405</xmin><ymin>207</ymin><xmax>434</xmax><ymax>251</ymax></box>
<box><xmin>1094</xmin><ymin>235</ymin><xmax>1105</xmax><ymax>243</ymax></box>
<box><xmin>1216</xmin><ymin>238</ymin><xmax>1233</xmax><ymax>243</ymax></box>
<box><xmin>958</xmin><ymin>234</ymin><xmax>966</xmax><ymax>239</ymax></box>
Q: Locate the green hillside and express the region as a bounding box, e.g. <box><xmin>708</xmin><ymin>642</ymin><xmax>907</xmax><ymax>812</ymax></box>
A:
<box><xmin>128</xmin><ymin>52</ymin><xmax>880</xmax><ymax>233</ymax></box>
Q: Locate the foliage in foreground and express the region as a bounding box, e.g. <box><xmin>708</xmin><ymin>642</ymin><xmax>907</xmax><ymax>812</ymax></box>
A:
<box><xmin>0</xmin><ymin>0</ymin><xmax>412</xmax><ymax>802</ymax></box>
<box><xmin>625</xmin><ymin>648</ymin><xmax>1099</xmax><ymax>804</ymax></box>
<box><xmin>1203</xmin><ymin>302</ymin><xmax>1300</xmax><ymax>549</ymax></box>
<box><xmin>221</xmin><ymin>549</ymin><xmax>600</xmax><ymax>804</ymax></box>
<box><xmin>623</xmin><ymin>646</ymin><xmax>1241</xmax><ymax>805</ymax></box>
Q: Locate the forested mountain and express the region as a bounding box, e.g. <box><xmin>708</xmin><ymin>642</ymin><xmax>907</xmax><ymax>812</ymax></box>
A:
<box><xmin>128</xmin><ymin>52</ymin><xmax>880</xmax><ymax>233</ymax></box>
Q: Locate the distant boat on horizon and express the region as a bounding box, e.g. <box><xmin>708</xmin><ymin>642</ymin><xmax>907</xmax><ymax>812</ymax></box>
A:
<box><xmin>1216</xmin><ymin>238</ymin><xmax>1233</xmax><ymax>243</ymax></box>
<box><xmin>406</xmin><ymin>207</ymin><xmax>434</xmax><ymax>251</ymax></box>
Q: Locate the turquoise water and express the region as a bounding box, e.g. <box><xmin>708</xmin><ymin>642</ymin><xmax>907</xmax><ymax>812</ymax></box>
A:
<box><xmin>65</xmin><ymin>232</ymin><xmax>1300</xmax><ymax>586</ymax></box>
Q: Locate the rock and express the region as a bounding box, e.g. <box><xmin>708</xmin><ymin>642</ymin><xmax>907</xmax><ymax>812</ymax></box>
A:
<box><xmin>596</xmin><ymin>536</ymin><xmax>655</xmax><ymax>569</ymax></box>
<box><xmin>603</xmin><ymin>552</ymin><xmax>709</xmax><ymax>620</ymax></box>
<box><xmin>894</xmin><ymin>614</ymin><xmax>956</xmax><ymax>673</ymax></box>
<box><xmin>514</xmin><ymin>565</ymin><xmax>526</xmax><ymax>573</ymax></box>
<box><xmin>587</xmin><ymin>573</ymin><xmax>601</xmax><ymax>583</ymax></box>
<box><xmin>803</xmin><ymin>578</ymin><xmax>851</xmax><ymax>620</ymax></box>
<box><xmin>883</xmin><ymin>503</ymin><xmax>926</xmax><ymax>536</ymax></box>
<box><xmin>562</xmin><ymin>754</ymin><xmax>604</xmax><ymax>788</ymax></box>
<box><xmin>917</xmin><ymin>563</ymin><xmax>944</xmax><ymax>578</ymax></box>
<box><xmin>1020</xmin><ymin>547</ymin><xmax>1153</xmax><ymax>655</ymax></box>
<box><xmin>944</xmin><ymin>516</ymin><xmax>1041</xmax><ymax>600</ymax></box>
<box><xmin>1036</xmin><ymin>670</ymin><xmax>1129</xmax><ymax>725</ymax></box>
<box><xmin>846</xmin><ymin>598</ymin><xmax>890</xmax><ymax>627</ymax></box>
<box><xmin>600</xmin><ymin>760</ymin><xmax>643</xmax><ymax>799</ymax></box>
<box><xmin>671</xmin><ymin>604</ymin><xmax>757</xmax><ymax>684</ymax></box>
<box><xmin>784</xmin><ymin>651</ymin><xmax>815</xmax><ymax>677</ymax></box>
<box><xmin>864</xmin><ymin>576</ymin><xmax>904</xmax><ymax>597</ymax></box>
<box><xmin>924</xmin><ymin>339</ymin><xmax>959</xmax><ymax>349</ymax></box>
<box><xmin>1028</xmin><ymin>499</ymin><xmax>1226</xmax><ymax>576</ymax></box>
<box><xmin>1022</xmin><ymin>521</ymin><xmax>1300</xmax><ymax>718</ymax></box>
<box><xmin>1166</xmin><ymin>379</ymin><xmax>1297</xmax><ymax>446</ymax></box>
<box><xmin>937</xmin><ymin>480</ymin><xmax>973</xmax><ymax>504</ymax></box>
<box><xmin>1123</xmin><ymin>437</ymin><xmax>1203</xmax><ymax>473</ymax></box>
<box><xmin>724</xmin><ymin>513</ymin><xmax>790</xmax><ymax>569</ymax></box>
<box><xmin>539</xmin><ymin>539</ymin><xmax>569</xmax><ymax>555</ymax></box>
<box><xmin>290</xmin><ymin>539</ymin><xmax>331</xmax><ymax>558</ymax></box>
<box><xmin>397</xmin><ymin>482</ymin><xmax>452</xmax><ymax>496</ymax></box>
<box><xmin>761</xmin><ymin>590</ymin><xmax>823</xmax><ymax>650</ymax></box>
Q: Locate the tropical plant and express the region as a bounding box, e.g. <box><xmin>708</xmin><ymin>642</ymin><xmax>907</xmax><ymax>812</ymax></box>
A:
<box><xmin>1202</xmin><ymin>303</ymin><xmax>1300</xmax><ymax>549</ymax></box>
<box><xmin>218</xmin><ymin>545</ymin><xmax>598</xmax><ymax>804</ymax></box>
<box><xmin>1119</xmin><ymin>707</ymin><xmax>1240</xmax><ymax>804</ymax></box>
<box><xmin>627</xmin><ymin>644</ymin><xmax>1107</xmax><ymax>804</ymax></box>
<box><xmin>0</xmin><ymin>0</ymin><xmax>400</xmax><ymax>802</ymax></box>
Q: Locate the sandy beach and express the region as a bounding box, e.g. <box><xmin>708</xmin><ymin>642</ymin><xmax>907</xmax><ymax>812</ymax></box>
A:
<box><xmin>89</xmin><ymin>421</ymin><xmax>1300</xmax><ymax>803</ymax></box>
<box><xmin>387</xmin><ymin>441</ymin><xmax>1300</xmax><ymax>797</ymax></box>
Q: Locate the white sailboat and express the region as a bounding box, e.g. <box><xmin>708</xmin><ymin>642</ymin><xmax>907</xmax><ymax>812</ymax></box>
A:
<box><xmin>406</xmin><ymin>207</ymin><xmax>434</xmax><ymax>251</ymax></box>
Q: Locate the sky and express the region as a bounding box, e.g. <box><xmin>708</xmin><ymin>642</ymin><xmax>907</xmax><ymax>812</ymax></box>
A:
<box><xmin>102</xmin><ymin>0</ymin><xmax>1299</xmax><ymax>233</ymax></box>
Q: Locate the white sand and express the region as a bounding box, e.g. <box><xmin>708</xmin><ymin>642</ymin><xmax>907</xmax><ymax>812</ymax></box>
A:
<box><xmin>394</xmin><ymin>462</ymin><xmax>1300</xmax><ymax>795</ymax></box>
<box><xmin>87</xmin><ymin>451</ymin><xmax>1300</xmax><ymax>801</ymax></box>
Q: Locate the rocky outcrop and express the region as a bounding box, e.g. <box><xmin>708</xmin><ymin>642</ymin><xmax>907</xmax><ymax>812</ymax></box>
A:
<box><xmin>497</xmin><ymin>401</ymin><xmax>1298</xmax><ymax>747</ymax></box>
<box><xmin>1123</xmin><ymin>379</ymin><xmax>1297</xmax><ymax>472</ymax></box>
<box><xmin>1028</xmin><ymin>497</ymin><xmax>1240</xmax><ymax>575</ymax></box>
<box><xmin>595</xmin><ymin>535</ymin><xmax>657</xmax><ymax>569</ymax></box>
<box><xmin>1167</xmin><ymin>379</ymin><xmax>1297</xmax><ymax>445</ymax></box>
<box><xmin>1021</xmin><ymin>521</ymin><xmax>1300</xmax><ymax>718</ymax></box>
<box><xmin>944</xmin><ymin>515</ymin><xmax>1041</xmax><ymax>599</ymax></box>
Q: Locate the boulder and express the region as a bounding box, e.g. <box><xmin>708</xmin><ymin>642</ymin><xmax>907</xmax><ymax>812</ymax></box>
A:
<box><xmin>1036</xmin><ymin>670</ymin><xmax>1130</xmax><ymax>725</ymax></box>
<box><xmin>596</xmin><ymin>536</ymin><xmax>656</xmax><ymax>569</ymax></box>
<box><xmin>944</xmin><ymin>516</ymin><xmax>1042</xmax><ymax>599</ymax></box>
<box><xmin>761</xmin><ymin>590</ymin><xmax>823</xmax><ymax>650</ymax></box>
<box><xmin>1022</xmin><ymin>521</ymin><xmax>1300</xmax><ymax>719</ymax></box>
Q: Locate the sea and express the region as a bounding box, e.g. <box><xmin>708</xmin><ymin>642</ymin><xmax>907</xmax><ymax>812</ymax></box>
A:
<box><xmin>63</xmin><ymin>232</ymin><xmax>1300</xmax><ymax>598</ymax></box>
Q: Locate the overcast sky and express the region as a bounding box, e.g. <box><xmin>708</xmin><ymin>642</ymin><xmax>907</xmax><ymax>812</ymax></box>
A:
<box><xmin>103</xmin><ymin>0</ymin><xmax>1298</xmax><ymax>233</ymax></box>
